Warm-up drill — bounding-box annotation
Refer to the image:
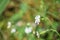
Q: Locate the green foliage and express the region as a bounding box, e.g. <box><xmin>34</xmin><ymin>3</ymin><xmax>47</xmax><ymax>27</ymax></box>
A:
<box><xmin>17</xmin><ymin>27</ymin><xmax>25</xmax><ymax>40</ymax></box>
<box><xmin>27</xmin><ymin>34</ymin><xmax>36</xmax><ymax>40</ymax></box>
<box><xmin>0</xmin><ymin>0</ymin><xmax>10</xmax><ymax>15</ymax></box>
<box><xmin>9</xmin><ymin>2</ymin><xmax>29</xmax><ymax>23</ymax></box>
<box><xmin>0</xmin><ymin>0</ymin><xmax>60</xmax><ymax>40</ymax></box>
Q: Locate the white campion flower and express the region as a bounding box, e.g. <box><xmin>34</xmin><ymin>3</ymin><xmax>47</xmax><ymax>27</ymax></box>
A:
<box><xmin>25</xmin><ymin>27</ymin><xmax>32</xmax><ymax>34</ymax></box>
<box><xmin>35</xmin><ymin>15</ymin><xmax>40</xmax><ymax>25</ymax></box>
<box><xmin>7</xmin><ymin>21</ymin><xmax>11</xmax><ymax>28</ymax></box>
<box><xmin>11</xmin><ymin>28</ymin><xmax>16</xmax><ymax>33</ymax></box>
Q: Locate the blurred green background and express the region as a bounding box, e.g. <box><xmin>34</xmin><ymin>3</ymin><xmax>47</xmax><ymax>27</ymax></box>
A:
<box><xmin>0</xmin><ymin>0</ymin><xmax>60</xmax><ymax>40</ymax></box>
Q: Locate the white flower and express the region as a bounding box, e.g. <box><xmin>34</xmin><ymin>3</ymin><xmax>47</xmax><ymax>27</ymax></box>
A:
<box><xmin>25</xmin><ymin>27</ymin><xmax>32</xmax><ymax>34</ymax></box>
<box><xmin>35</xmin><ymin>15</ymin><xmax>40</xmax><ymax>19</ymax></box>
<box><xmin>7</xmin><ymin>21</ymin><xmax>11</xmax><ymax>28</ymax></box>
<box><xmin>35</xmin><ymin>19</ymin><xmax>40</xmax><ymax>24</ymax></box>
<box><xmin>35</xmin><ymin>15</ymin><xmax>40</xmax><ymax>25</ymax></box>
<box><xmin>11</xmin><ymin>28</ymin><xmax>16</xmax><ymax>33</ymax></box>
<box><xmin>36</xmin><ymin>31</ymin><xmax>40</xmax><ymax>38</ymax></box>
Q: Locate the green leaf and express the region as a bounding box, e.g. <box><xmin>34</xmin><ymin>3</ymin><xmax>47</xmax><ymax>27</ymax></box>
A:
<box><xmin>52</xmin><ymin>21</ymin><xmax>58</xmax><ymax>29</ymax></box>
<box><xmin>0</xmin><ymin>0</ymin><xmax>10</xmax><ymax>15</ymax></box>
<box><xmin>47</xmin><ymin>32</ymin><xmax>54</xmax><ymax>40</ymax></box>
<box><xmin>16</xmin><ymin>27</ymin><xmax>25</xmax><ymax>40</ymax></box>
<box><xmin>9</xmin><ymin>3</ymin><xmax>29</xmax><ymax>23</ymax></box>
<box><xmin>27</xmin><ymin>34</ymin><xmax>36</xmax><ymax>40</ymax></box>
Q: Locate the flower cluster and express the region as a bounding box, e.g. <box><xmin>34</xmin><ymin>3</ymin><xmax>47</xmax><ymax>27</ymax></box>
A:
<box><xmin>35</xmin><ymin>15</ymin><xmax>40</xmax><ymax>25</ymax></box>
<box><xmin>25</xmin><ymin>27</ymin><xmax>32</xmax><ymax>34</ymax></box>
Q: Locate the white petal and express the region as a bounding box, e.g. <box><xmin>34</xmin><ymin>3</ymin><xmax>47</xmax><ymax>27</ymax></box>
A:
<box><xmin>25</xmin><ymin>27</ymin><xmax>32</xmax><ymax>34</ymax></box>
<box><xmin>35</xmin><ymin>20</ymin><xmax>40</xmax><ymax>25</ymax></box>
<box><xmin>7</xmin><ymin>22</ymin><xmax>11</xmax><ymax>28</ymax></box>
<box><xmin>29</xmin><ymin>27</ymin><xmax>32</xmax><ymax>32</ymax></box>
<box><xmin>11</xmin><ymin>28</ymin><xmax>16</xmax><ymax>33</ymax></box>
<box><xmin>35</xmin><ymin>15</ymin><xmax>40</xmax><ymax>19</ymax></box>
<box><xmin>36</xmin><ymin>31</ymin><xmax>40</xmax><ymax>38</ymax></box>
<box><xmin>25</xmin><ymin>27</ymin><xmax>29</xmax><ymax>34</ymax></box>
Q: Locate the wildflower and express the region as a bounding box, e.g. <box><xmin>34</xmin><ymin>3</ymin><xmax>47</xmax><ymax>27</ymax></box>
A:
<box><xmin>7</xmin><ymin>21</ymin><xmax>11</xmax><ymax>28</ymax></box>
<box><xmin>36</xmin><ymin>31</ymin><xmax>40</xmax><ymax>38</ymax></box>
<box><xmin>11</xmin><ymin>28</ymin><xmax>16</xmax><ymax>33</ymax></box>
<box><xmin>35</xmin><ymin>15</ymin><xmax>40</xmax><ymax>19</ymax></box>
<box><xmin>25</xmin><ymin>27</ymin><xmax>32</xmax><ymax>34</ymax></box>
<box><xmin>35</xmin><ymin>15</ymin><xmax>40</xmax><ymax>25</ymax></box>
